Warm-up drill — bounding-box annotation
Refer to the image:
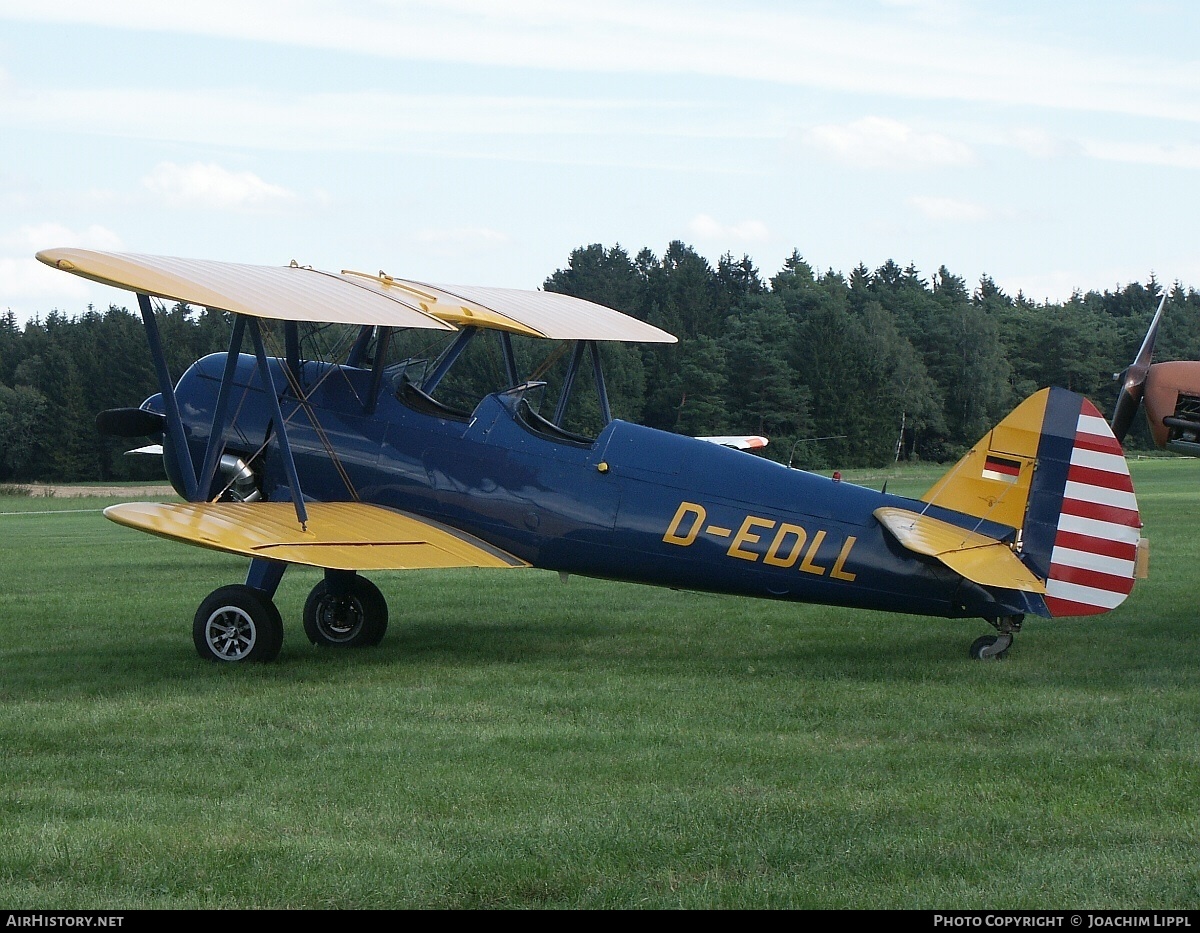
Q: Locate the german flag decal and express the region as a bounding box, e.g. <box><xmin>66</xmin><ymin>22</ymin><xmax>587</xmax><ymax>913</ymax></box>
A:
<box><xmin>982</xmin><ymin>454</ymin><xmax>1022</xmax><ymax>483</ymax></box>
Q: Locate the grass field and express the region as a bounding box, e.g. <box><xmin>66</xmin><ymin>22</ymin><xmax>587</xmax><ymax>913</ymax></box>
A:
<box><xmin>0</xmin><ymin>462</ymin><xmax>1197</xmax><ymax>909</ymax></box>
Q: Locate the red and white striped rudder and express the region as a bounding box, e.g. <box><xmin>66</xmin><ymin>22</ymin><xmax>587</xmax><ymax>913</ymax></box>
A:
<box><xmin>1042</xmin><ymin>399</ymin><xmax>1142</xmax><ymax>617</ymax></box>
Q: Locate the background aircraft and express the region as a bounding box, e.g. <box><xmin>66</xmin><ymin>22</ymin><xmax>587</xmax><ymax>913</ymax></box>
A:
<box><xmin>39</xmin><ymin>248</ymin><xmax>1147</xmax><ymax>663</ymax></box>
<box><xmin>1110</xmin><ymin>295</ymin><xmax>1200</xmax><ymax>452</ymax></box>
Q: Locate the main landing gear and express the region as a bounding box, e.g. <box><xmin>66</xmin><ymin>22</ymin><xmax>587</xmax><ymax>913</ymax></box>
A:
<box><xmin>192</xmin><ymin>565</ymin><xmax>388</xmax><ymax>663</ymax></box>
<box><xmin>193</xmin><ymin>584</ymin><xmax>284</xmax><ymax>663</ymax></box>
<box><xmin>969</xmin><ymin>613</ymin><xmax>1023</xmax><ymax>660</ymax></box>
<box><xmin>303</xmin><ymin>572</ymin><xmax>388</xmax><ymax>648</ymax></box>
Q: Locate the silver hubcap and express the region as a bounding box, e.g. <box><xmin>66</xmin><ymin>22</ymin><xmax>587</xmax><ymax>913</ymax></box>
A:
<box><xmin>205</xmin><ymin>605</ymin><xmax>257</xmax><ymax>660</ymax></box>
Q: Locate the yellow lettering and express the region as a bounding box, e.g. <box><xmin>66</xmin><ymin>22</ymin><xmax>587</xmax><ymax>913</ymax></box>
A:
<box><xmin>763</xmin><ymin>523</ymin><xmax>807</xmax><ymax>568</ymax></box>
<box><xmin>663</xmin><ymin>502</ymin><xmax>706</xmax><ymax>546</ymax></box>
<box><xmin>705</xmin><ymin>526</ymin><xmax>732</xmax><ymax>537</ymax></box>
<box><xmin>831</xmin><ymin>536</ymin><xmax>857</xmax><ymax>581</ymax></box>
<box><xmin>727</xmin><ymin>516</ymin><xmax>776</xmax><ymax>562</ymax></box>
<box><xmin>799</xmin><ymin>529</ymin><xmax>828</xmax><ymax>575</ymax></box>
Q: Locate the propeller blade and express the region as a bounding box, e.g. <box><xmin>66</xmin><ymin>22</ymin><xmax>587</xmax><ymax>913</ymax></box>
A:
<box><xmin>96</xmin><ymin>407</ymin><xmax>166</xmax><ymax>438</ymax></box>
<box><xmin>1111</xmin><ymin>294</ymin><xmax>1167</xmax><ymax>442</ymax></box>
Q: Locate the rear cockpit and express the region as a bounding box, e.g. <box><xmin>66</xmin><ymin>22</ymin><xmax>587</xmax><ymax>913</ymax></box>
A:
<box><xmin>358</xmin><ymin>321</ymin><xmax>629</xmax><ymax>446</ymax></box>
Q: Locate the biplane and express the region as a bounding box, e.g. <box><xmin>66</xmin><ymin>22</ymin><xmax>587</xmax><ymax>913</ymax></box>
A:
<box><xmin>38</xmin><ymin>248</ymin><xmax>1147</xmax><ymax>662</ymax></box>
<box><xmin>1111</xmin><ymin>295</ymin><xmax>1200</xmax><ymax>452</ymax></box>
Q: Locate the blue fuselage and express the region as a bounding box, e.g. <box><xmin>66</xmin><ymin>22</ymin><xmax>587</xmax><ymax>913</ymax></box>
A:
<box><xmin>164</xmin><ymin>354</ymin><xmax>1013</xmax><ymax>621</ymax></box>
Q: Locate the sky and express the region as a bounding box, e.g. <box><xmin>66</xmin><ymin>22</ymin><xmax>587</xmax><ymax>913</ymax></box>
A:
<box><xmin>2</xmin><ymin>0</ymin><xmax>1199</xmax><ymax>322</ymax></box>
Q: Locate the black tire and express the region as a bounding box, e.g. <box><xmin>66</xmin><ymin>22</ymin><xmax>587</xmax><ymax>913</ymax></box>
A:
<box><xmin>969</xmin><ymin>634</ymin><xmax>1008</xmax><ymax>661</ymax></box>
<box><xmin>303</xmin><ymin>576</ymin><xmax>388</xmax><ymax>648</ymax></box>
<box><xmin>193</xmin><ymin>585</ymin><xmax>284</xmax><ymax>663</ymax></box>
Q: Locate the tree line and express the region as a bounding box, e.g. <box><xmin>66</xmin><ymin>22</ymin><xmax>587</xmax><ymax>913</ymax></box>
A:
<box><xmin>2</xmin><ymin>241</ymin><xmax>1197</xmax><ymax>482</ymax></box>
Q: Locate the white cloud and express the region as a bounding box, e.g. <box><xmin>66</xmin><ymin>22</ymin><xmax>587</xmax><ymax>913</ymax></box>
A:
<box><xmin>0</xmin><ymin>223</ymin><xmax>125</xmax><ymax>316</ymax></box>
<box><xmin>0</xmin><ymin>255</ymin><xmax>85</xmax><ymax>301</ymax></box>
<box><xmin>807</xmin><ymin>117</ymin><xmax>975</xmax><ymax>170</ymax></box>
<box><xmin>1003</xmin><ymin>127</ymin><xmax>1075</xmax><ymax>160</ymax></box>
<box><xmin>879</xmin><ymin>0</ymin><xmax>967</xmax><ymax>25</ymax></box>
<box><xmin>415</xmin><ymin>226</ymin><xmax>508</xmax><ymax>244</ymax></box>
<box><xmin>142</xmin><ymin>162</ymin><xmax>297</xmax><ymax>211</ymax></box>
<box><xmin>908</xmin><ymin>196</ymin><xmax>990</xmax><ymax>222</ymax></box>
<box><xmin>998</xmin><ymin>270</ymin><xmax>1089</xmax><ymax>306</ymax></box>
<box><xmin>0</xmin><ymin>85</ymin><xmax>717</xmax><ymax>155</ymax></box>
<box><xmin>412</xmin><ymin>226</ymin><xmax>509</xmax><ymax>256</ymax></box>
<box><xmin>1</xmin><ymin>222</ymin><xmax>123</xmax><ymax>253</ymax></box>
<box><xmin>3</xmin><ymin>1</ymin><xmax>1200</xmax><ymax>122</ymax></box>
<box><xmin>689</xmin><ymin>214</ymin><xmax>770</xmax><ymax>242</ymax></box>
<box><xmin>1080</xmin><ymin>139</ymin><xmax>1200</xmax><ymax>171</ymax></box>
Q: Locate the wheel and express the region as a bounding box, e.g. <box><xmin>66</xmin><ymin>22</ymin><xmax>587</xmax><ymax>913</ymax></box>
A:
<box><xmin>969</xmin><ymin>634</ymin><xmax>1009</xmax><ymax>660</ymax></box>
<box><xmin>193</xmin><ymin>585</ymin><xmax>284</xmax><ymax>663</ymax></box>
<box><xmin>303</xmin><ymin>575</ymin><xmax>388</xmax><ymax>648</ymax></box>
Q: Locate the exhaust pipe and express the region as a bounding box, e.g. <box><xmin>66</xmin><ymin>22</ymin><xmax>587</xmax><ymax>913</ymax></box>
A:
<box><xmin>218</xmin><ymin>455</ymin><xmax>262</xmax><ymax>502</ymax></box>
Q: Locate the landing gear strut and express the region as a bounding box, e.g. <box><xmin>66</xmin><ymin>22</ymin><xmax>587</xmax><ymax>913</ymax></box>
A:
<box><xmin>303</xmin><ymin>571</ymin><xmax>389</xmax><ymax>648</ymax></box>
<box><xmin>969</xmin><ymin>614</ymin><xmax>1023</xmax><ymax>660</ymax></box>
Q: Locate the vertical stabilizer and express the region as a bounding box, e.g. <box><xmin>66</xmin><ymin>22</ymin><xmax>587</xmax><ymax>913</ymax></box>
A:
<box><xmin>922</xmin><ymin>388</ymin><xmax>1142</xmax><ymax>618</ymax></box>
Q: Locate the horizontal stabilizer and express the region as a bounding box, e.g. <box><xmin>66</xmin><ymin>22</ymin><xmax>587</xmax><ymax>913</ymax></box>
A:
<box><xmin>874</xmin><ymin>506</ymin><xmax>1046</xmax><ymax>594</ymax></box>
<box><xmin>104</xmin><ymin>501</ymin><xmax>528</xmax><ymax>572</ymax></box>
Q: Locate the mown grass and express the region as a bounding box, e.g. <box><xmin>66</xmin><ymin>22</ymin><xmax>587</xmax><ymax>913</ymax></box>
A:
<box><xmin>0</xmin><ymin>461</ymin><xmax>1197</xmax><ymax>909</ymax></box>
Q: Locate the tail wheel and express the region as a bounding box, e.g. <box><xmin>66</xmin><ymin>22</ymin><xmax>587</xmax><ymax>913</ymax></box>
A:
<box><xmin>303</xmin><ymin>576</ymin><xmax>388</xmax><ymax>648</ymax></box>
<box><xmin>193</xmin><ymin>585</ymin><xmax>284</xmax><ymax>663</ymax></box>
<box><xmin>969</xmin><ymin>633</ymin><xmax>1012</xmax><ymax>661</ymax></box>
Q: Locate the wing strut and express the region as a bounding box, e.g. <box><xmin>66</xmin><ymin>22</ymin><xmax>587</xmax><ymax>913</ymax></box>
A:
<box><xmin>589</xmin><ymin>340</ymin><xmax>612</xmax><ymax>425</ymax></box>
<box><xmin>500</xmin><ymin>331</ymin><xmax>519</xmax><ymax>386</ymax></box>
<box><xmin>137</xmin><ymin>293</ymin><xmax>199</xmax><ymax>501</ymax></box>
<box><xmin>364</xmin><ymin>327</ymin><xmax>392</xmax><ymax>415</ymax></box>
<box><xmin>423</xmin><ymin>326</ymin><xmax>478</xmax><ymax>393</ymax></box>
<box><xmin>552</xmin><ymin>340</ymin><xmax>612</xmax><ymax>428</ymax></box>
<box><xmin>196</xmin><ymin>314</ymin><xmax>248</xmax><ymax>501</ymax></box>
<box><xmin>247</xmin><ymin>317</ymin><xmax>308</xmax><ymax>527</ymax></box>
<box><xmin>553</xmin><ymin>340</ymin><xmax>588</xmax><ymax>427</ymax></box>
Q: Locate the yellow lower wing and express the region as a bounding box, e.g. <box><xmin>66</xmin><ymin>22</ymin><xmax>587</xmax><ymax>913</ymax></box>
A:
<box><xmin>874</xmin><ymin>507</ymin><xmax>1045</xmax><ymax>594</ymax></box>
<box><xmin>104</xmin><ymin>501</ymin><xmax>528</xmax><ymax>572</ymax></box>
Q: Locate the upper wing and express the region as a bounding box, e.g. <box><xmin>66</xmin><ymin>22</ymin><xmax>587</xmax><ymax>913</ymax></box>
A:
<box><xmin>36</xmin><ymin>248</ymin><xmax>678</xmax><ymax>344</ymax></box>
<box><xmin>104</xmin><ymin>501</ymin><xmax>528</xmax><ymax>572</ymax></box>
<box><xmin>35</xmin><ymin>248</ymin><xmax>454</xmax><ymax>331</ymax></box>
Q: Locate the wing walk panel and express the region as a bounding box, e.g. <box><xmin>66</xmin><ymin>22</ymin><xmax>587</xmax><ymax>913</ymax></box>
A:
<box><xmin>104</xmin><ymin>501</ymin><xmax>528</xmax><ymax>572</ymax></box>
